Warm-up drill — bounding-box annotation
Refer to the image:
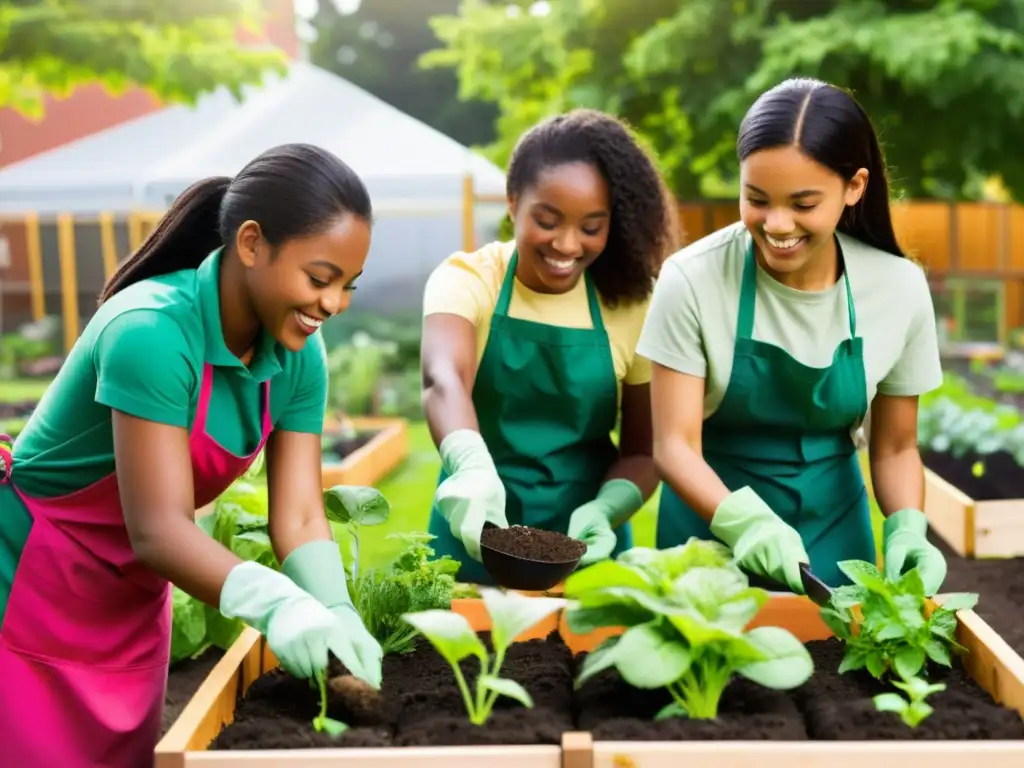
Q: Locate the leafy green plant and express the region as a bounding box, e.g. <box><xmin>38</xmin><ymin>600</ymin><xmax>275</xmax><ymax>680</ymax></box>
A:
<box><xmin>562</xmin><ymin>540</ymin><xmax>814</xmax><ymax>720</ymax></box>
<box><xmin>820</xmin><ymin>560</ymin><xmax>978</xmax><ymax>682</ymax></box>
<box><xmin>323</xmin><ymin>485</ymin><xmax>390</xmax><ymax>588</ymax></box>
<box><xmin>873</xmin><ymin>675</ymin><xmax>946</xmax><ymax>727</ymax></box>
<box><xmin>356</xmin><ymin>532</ymin><xmax>461</xmax><ymax>655</ymax></box>
<box><xmin>402</xmin><ymin>587</ymin><xmax>566</xmax><ymax>725</ymax></box>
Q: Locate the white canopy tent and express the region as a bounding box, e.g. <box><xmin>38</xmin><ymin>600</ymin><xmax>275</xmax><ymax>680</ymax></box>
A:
<box><xmin>0</xmin><ymin>62</ymin><xmax>508</xmax><ymax>317</ymax></box>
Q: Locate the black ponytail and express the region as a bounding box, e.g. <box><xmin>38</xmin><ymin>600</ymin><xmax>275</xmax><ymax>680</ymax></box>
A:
<box><xmin>99</xmin><ymin>177</ymin><xmax>229</xmax><ymax>303</ymax></box>
<box><xmin>99</xmin><ymin>142</ymin><xmax>373</xmax><ymax>304</ymax></box>
<box><xmin>736</xmin><ymin>77</ymin><xmax>904</xmax><ymax>258</ymax></box>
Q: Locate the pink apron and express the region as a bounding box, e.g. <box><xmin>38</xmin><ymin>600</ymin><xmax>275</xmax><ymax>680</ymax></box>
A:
<box><xmin>0</xmin><ymin>363</ymin><xmax>272</xmax><ymax>767</ymax></box>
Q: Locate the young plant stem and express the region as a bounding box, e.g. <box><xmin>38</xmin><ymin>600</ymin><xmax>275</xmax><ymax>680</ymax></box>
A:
<box><xmin>451</xmin><ymin>661</ymin><xmax>481</xmax><ymax>724</ymax></box>
<box><xmin>669</xmin><ymin>655</ymin><xmax>732</xmax><ymax>719</ymax></box>
<box><xmin>477</xmin><ymin>647</ymin><xmax>508</xmax><ymax>720</ymax></box>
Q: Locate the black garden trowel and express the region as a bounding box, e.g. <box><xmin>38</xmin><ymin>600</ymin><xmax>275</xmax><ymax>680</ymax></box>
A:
<box><xmin>798</xmin><ymin>562</ymin><xmax>834</xmax><ymax>607</ymax></box>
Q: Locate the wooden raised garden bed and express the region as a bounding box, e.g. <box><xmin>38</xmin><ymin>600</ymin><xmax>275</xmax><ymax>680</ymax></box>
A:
<box><xmin>156</xmin><ymin>583</ymin><xmax>1024</xmax><ymax>766</ymax></box>
<box><xmin>922</xmin><ymin>465</ymin><xmax>1024</xmax><ymax>559</ymax></box>
<box><xmin>322</xmin><ymin>416</ymin><xmax>408</xmax><ymax>489</ymax></box>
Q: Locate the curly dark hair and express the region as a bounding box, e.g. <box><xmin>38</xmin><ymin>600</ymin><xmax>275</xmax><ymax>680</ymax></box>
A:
<box><xmin>506</xmin><ymin>109</ymin><xmax>682</xmax><ymax>308</ymax></box>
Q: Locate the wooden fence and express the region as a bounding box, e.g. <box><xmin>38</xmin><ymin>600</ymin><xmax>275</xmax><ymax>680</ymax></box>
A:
<box><xmin>1</xmin><ymin>183</ymin><xmax>1021</xmax><ymax>353</ymax></box>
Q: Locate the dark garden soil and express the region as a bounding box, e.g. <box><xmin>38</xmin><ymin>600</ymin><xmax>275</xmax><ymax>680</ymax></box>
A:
<box><xmin>922</xmin><ymin>449</ymin><xmax>1024</xmax><ymax>501</ymax></box>
<box><xmin>481</xmin><ymin>525</ymin><xmax>586</xmax><ymax>563</ymax></box>
<box><xmin>162</xmin><ymin>647</ymin><xmax>225</xmax><ymax>736</ymax></box>
<box><xmin>930</xmin><ymin>531</ymin><xmax>1024</xmax><ymax>659</ymax></box>
<box><xmin>209</xmin><ymin>629</ymin><xmax>1024</xmax><ymax>750</ymax></box>
<box><xmin>322</xmin><ymin>429</ymin><xmax>377</xmax><ymax>463</ymax></box>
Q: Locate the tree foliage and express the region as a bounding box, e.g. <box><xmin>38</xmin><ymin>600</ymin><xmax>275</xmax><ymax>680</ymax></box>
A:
<box><xmin>421</xmin><ymin>0</ymin><xmax>1024</xmax><ymax>201</ymax></box>
<box><xmin>0</xmin><ymin>0</ymin><xmax>287</xmax><ymax>119</ymax></box>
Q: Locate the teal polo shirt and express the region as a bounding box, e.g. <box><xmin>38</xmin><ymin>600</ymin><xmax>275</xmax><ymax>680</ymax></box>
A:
<box><xmin>0</xmin><ymin>247</ymin><xmax>327</xmax><ymax>625</ymax></box>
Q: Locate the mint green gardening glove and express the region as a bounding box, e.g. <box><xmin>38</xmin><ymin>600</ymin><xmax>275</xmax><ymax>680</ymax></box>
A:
<box><xmin>434</xmin><ymin>429</ymin><xmax>508</xmax><ymax>562</ymax></box>
<box><xmin>882</xmin><ymin>508</ymin><xmax>947</xmax><ymax>595</ymax></box>
<box><xmin>568</xmin><ymin>479</ymin><xmax>644</xmax><ymax>567</ymax></box>
<box><xmin>710</xmin><ymin>486</ymin><xmax>809</xmax><ymax>594</ymax></box>
<box><xmin>281</xmin><ymin>539</ymin><xmax>383</xmax><ymax>688</ymax></box>
<box><xmin>219</xmin><ymin>560</ymin><xmax>380</xmax><ymax>686</ymax></box>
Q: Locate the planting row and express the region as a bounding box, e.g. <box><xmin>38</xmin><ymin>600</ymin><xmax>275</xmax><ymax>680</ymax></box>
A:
<box><xmin>158</xmin><ymin>540</ymin><xmax>1024</xmax><ymax>765</ymax></box>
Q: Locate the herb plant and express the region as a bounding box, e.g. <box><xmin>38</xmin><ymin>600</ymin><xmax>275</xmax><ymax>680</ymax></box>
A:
<box><xmin>356</xmin><ymin>532</ymin><xmax>461</xmax><ymax>655</ymax></box>
<box><xmin>820</xmin><ymin>560</ymin><xmax>978</xmax><ymax>682</ymax></box>
<box><xmin>563</xmin><ymin>540</ymin><xmax>814</xmax><ymax>720</ymax></box>
<box><xmin>402</xmin><ymin>587</ymin><xmax>566</xmax><ymax>725</ymax></box>
<box><xmin>873</xmin><ymin>676</ymin><xmax>946</xmax><ymax>728</ymax></box>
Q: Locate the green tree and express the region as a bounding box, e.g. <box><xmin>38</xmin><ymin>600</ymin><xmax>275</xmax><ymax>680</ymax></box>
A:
<box><xmin>0</xmin><ymin>0</ymin><xmax>287</xmax><ymax>119</ymax></box>
<box><xmin>421</xmin><ymin>0</ymin><xmax>1024</xmax><ymax>201</ymax></box>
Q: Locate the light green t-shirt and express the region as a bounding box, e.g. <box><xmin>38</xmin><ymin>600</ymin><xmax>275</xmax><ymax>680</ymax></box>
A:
<box><xmin>636</xmin><ymin>222</ymin><xmax>943</xmax><ymax>429</ymax></box>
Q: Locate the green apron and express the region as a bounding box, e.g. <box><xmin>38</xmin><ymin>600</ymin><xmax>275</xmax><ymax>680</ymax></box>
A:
<box><xmin>656</xmin><ymin>240</ymin><xmax>873</xmax><ymax>589</ymax></box>
<box><xmin>428</xmin><ymin>250</ymin><xmax>632</xmax><ymax>585</ymax></box>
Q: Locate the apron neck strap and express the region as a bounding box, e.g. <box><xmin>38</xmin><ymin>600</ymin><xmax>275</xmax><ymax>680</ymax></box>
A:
<box><xmin>738</xmin><ymin>239</ymin><xmax>857</xmax><ymax>339</ymax></box>
<box><xmin>499</xmin><ymin>249</ymin><xmax>607</xmax><ymax>331</ymax></box>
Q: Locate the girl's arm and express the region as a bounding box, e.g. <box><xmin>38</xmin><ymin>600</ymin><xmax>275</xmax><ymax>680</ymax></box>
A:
<box><xmin>603</xmin><ymin>382</ymin><xmax>660</xmax><ymax>507</ymax></box>
<box><xmin>265</xmin><ymin>429</ymin><xmax>334</xmax><ymax>561</ymax></box>
<box><xmin>867</xmin><ymin>394</ymin><xmax>925</xmax><ymax>514</ymax></box>
<box><xmin>114</xmin><ymin>412</ymin><xmax>241</xmax><ymax>606</ymax></box>
<box><xmin>421</xmin><ymin>313</ymin><xmax>480</xmax><ymax>447</ymax></box>
<box><xmin>650</xmin><ymin>363</ymin><xmax>732</xmax><ymax>521</ymax></box>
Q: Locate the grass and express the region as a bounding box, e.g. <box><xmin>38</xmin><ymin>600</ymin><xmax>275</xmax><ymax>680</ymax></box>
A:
<box><xmin>0</xmin><ymin>378</ymin><xmax>52</xmax><ymax>402</ymax></box>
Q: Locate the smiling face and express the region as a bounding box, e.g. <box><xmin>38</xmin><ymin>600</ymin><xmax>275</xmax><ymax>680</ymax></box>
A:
<box><xmin>508</xmin><ymin>161</ymin><xmax>611</xmax><ymax>294</ymax></box>
<box><xmin>740</xmin><ymin>145</ymin><xmax>867</xmax><ymax>282</ymax></box>
<box><xmin>237</xmin><ymin>213</ymin><xmax>372</xmax><ymax>351</ymax></box>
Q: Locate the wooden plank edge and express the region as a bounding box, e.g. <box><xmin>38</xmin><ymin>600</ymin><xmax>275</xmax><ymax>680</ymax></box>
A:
<box><xmin>592</xmin><ymin>741</ymin><xmax>1024</xmax><ymax>767</ymax></box>
<box><xmin>157</xmin><ymin>628</ymin><xmax>264</xmax><ymax>756</ymax></box>
<box><xmin>321</xmin><ymin>418</ymin><xmax>408</xmax><ymax>487</ymax></box>
<box><xmin>923</xmin><ymin>467</ymin><xmax>977</xmax><ymax>557</ymax></box>
<box><xmin>185</xmin><ymin>745</ymin><xmax>562</xmax><ymax>766</ymax></box>
<box><xmin>951</xmin><ymin>607</ymin><xmax>1024</xmax><ymax>715</ymax></box>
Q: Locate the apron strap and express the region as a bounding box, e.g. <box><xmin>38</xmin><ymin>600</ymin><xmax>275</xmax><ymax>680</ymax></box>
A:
<box><xmin>497</xmin><ymin>248</ymin><xmax>608</xmax><ymax>333</ymax></box>
<box><xmin>739</xmin><ymin>239</ymin><xmax>858</xmax><ymax>340</ymax></box>
<box><xmin>494</xmin><ymin>250</ymin><xmax>519</xmax><ymax>317</ymax></box>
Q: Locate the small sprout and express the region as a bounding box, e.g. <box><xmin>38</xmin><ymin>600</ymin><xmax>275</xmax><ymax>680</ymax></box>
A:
<box><xmin>312</xmin><ymin>670</ymin><xmax>349</xmax><ymax>737</ymax></box>
<box><xmin>873</xmin><ymin>676</ymin><xmax>946</xmax><ymax>727</ymax></box>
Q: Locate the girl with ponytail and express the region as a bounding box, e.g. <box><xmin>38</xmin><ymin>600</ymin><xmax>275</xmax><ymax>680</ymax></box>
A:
<box><xmin>0</xmin><ymin>143</ymin><xmax>383</xmax><ymax>766</ymax></box>
<box><xmin>638</xmin><ymin>78</ymin><xmax>947</xmax><ymax>597</ymax></box>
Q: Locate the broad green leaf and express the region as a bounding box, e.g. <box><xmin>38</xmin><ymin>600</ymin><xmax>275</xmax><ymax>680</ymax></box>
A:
<box><xmin>819</xmin><ymin>607</ymin><xmax>852</xmax><ymax>639</ymax></box>
<box><xmin>928</xmin><ymin>611</ymin><xmax>958</xmax><ymax>641</ymax></box>
<box><xmin>479</xmin><ymin>675</ymin><xmax>533</xmax><ymax>708</ymax></box>
<box><xmin>401</xmin><ymin>610</ymin><xmax>487</xmax><ymax>667</ymax></box>
<box><xmin>737</xmin><ymin>626</ymin><xmax>814</xmax><ymax>689</ymax></box>
<box><xmin>667</xmin><ymin>609</ymin><xmax>745</xmax><ymax>647</ymax></box>
<box><xmin>614</xmin><ymin>622</ymin><xmax>692</xmax><ymax>689</ymax></box>
<box><xmin>564</xmin><ymin>559</ymin><xmax>653</xmax><ymax>597</ymax></box>
<box><xmin>648</xmin><ymin>538</ymin><xmax>733</xmax><ymax>579</ymax></box>
<box><xmin>893</xmin><ymin>595</ymin><xmax>927</xmax><ymax>630</ymax></box>
<box><xmin>829</xmin><ymin>584</ymin><xmax>868</xmax><ymax>610</ymax></box>
<box><xmin>896</xmin><ymin>568</ymin><xmax>926</xmax><ymax>599</ymax></box>
<box><xmin>922</xmin><ymin>637</ymin><xmax>952</xmax><ymax>667</ymax></box>
<box><xmin>314</xmin><ymin>716</ymin><xmax>349</xmax><ymax>736</ymax></box>
<box><xmin>574</xmin><ymin>636</ymin><xmax>621</xmax><ymax>689</ymax></box>
<box><xmin>893</xmin><ymin>647</ymin><xmax>926</xmax><ymax>681</ymax></box>
<box><xmin>893</xmin><ymin>677</ymin><xmax>946</xmax><ymax>699</ymax></box>
<box><xmin>669</xmin><ymin>566</ymin><xmax>764</xmax><ymax>628</ymax></box>
<box><xmin>654</xmin><ymin>701</ymin><xmax>688</xmax><ymax>720</ymax></box>
<box><xmin>866</xmin><ymin>651</ymin><xmax>887</xmax><ymax>679</ymax></box>
<box><xmin>837</xmin><ymin>560</ymin><xmax>889</xmax><ymax>593</ymax></box>
<box><xmin>564</xmin><ymin>603</ymin><xmax>654</xmax><ymax>634</ymax></box>
<box><xmin>937</xmin><ymin>592</ymin><xmax>979</xmax><ymax>612</ymax></box>
<box><xmin>323</xmin><ymin>485</ymin><xmax>391</xmax><ymax>526</ymax></box>
<box><xmin>480</xmin><ymin>588</ymin><xmax>565</xmax><ymax>651</ymax></box>
<box><xmin>876</xmin><ymin>620</ymin><xmax>907</xmax><ymax>642</ymax></box>
<box><xmin>873</xmin><ymin>693</ymin><xmax>907</xmax><ymax>713</ymax></box>
<box><xmin>838</xmin><ymin>645</ymin><xmax>870</xmax><ymax>674</ymax></box>
<box><xmin>170</xmin><ymin>587</ymin><xmax>207</xmax><ymax>665</ymax></box>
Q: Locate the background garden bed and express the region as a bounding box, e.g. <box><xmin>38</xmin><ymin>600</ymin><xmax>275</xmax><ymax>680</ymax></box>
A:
<box><xmin>321</xmin><ymin>416</ymin><xmax>408</xmax><ymax>489</ymax></box>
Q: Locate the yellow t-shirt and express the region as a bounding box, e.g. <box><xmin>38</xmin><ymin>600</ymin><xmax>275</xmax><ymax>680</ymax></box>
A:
<box><xmin>422</xmin><ymin>241</ymin><xmax>652</xmax><ymax>388</ymax></box>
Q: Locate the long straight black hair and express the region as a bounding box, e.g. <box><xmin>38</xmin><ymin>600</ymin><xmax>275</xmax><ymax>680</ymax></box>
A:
<box><xmin>736</xmin><ymin>78</ymin><xmax>904</xmax><ymax>258</ymax></box>
<box><xmin>99</xmin><ymin>143</ymin><xmax>373</xmax><ymax>303</ymax></box>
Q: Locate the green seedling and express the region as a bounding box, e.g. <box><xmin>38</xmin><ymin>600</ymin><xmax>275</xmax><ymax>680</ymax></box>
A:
<box><xmin>311</xmin><ymin>670</ymin><xmax>349</xmax><ymax>737</ymax></box>
<box><xmin>873</xmin><ymin>676</ymin><xmax>946</xmax><ymax>727</ymax></box>
<box><xmin>402</xmin><ymin>587</ymin><xmax>565</xmax><ymax>725</ymax></box>
<box><xmin>323</xmin><ymin>484</ymin><xmax>390</xmax><ymax>588</ymax></box>
<box><xmin>820</xmin><ymin>560</ymin><xmax>978</xmax><ymax>682</ymax></box>
<box><xmin>563</xmin><ymin>540</ymin><xmax>814</xmax><ymax>720</ymax></box>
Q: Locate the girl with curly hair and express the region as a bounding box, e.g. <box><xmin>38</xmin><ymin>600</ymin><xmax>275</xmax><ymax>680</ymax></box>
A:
<box><xmin>420</xmin><ymin>109</ymin><xmax>680</xmax><ymax>582</ymax></box>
